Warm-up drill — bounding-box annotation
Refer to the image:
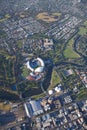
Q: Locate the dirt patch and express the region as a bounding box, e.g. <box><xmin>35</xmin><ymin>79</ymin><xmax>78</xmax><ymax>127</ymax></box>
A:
<box><xmin>36</xmin><ymin>12</ymin><xmax>61</xmax><ymax>23</ymax></box>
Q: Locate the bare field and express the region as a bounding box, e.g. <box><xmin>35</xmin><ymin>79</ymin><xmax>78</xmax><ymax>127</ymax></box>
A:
<box><xmin>0</xmin><ymin>103</ymin><xmax>11</xmax><ymax>111</ymax></box>
<box><xmin>36</xmin><ymin>12</ymin><xmax>61</xmax><ymax>23</ymax></box>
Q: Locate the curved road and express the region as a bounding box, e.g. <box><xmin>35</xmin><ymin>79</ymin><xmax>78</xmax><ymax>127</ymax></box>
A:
<box><xmin>54</xmin><ymin>61</ymin><xmax>85</xmax><ymax>68</ymax></box>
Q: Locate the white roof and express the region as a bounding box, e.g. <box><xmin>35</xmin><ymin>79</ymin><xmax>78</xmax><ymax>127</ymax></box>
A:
<box><xmin>37</xmin><ymin>57</ymin><xmax>45</xmax><ymax>67</ymax></box>
<box><xmin>26</xmin><ymin>61</ymin><xmax>34</xmax><ymax>72</ymax></box>
<box><xmin>55</xmin><ymin>86</ymin><xmax>61</xmax><ymax>92</ymax></box>
<box><xmin>30</xmin><ymin>72</ymin><xmax>35</xmax><ymax>77</ymax></box>
<box><xmin>26</xmin><ymin>57</ymin><xmax>45</xmax><ymax>73</ymax></box>
<box><xmin>30</xmin><ymin>100</ymin><xmax>43</xmax><ymax>112</ymax></box>
<box><xmin>24</xmin><ymin>103</ymin><xmax>31</xmax><ymax>118</ymax></box>
<box><xmin>24</xmin><ymin>100</ymin><xmax>43</xmax><ymax>117</ymax></box>
<box><xmin>35</xmin><ymin>66</ymin><xmax>44</xmax><ymax>73</ymax></box>
<box><xmin>48</xmin><ymin>90</ymin><xmax>53</xmax><ymax>95</ymax></box>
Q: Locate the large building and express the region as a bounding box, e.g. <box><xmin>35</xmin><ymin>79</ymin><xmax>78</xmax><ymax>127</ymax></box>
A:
<box><xmin>26</xmin><ymin>57</ymin><xmax>45</xmax><ymax>81</ymax></box>
<box><xmin>24</xmin><ymin>100</ymin><xmax>43</xmax><ymax>117</ymax></box>
<box><xmin>43</xmin><ymin>39</ymin><xmax>53</xmax><ymax>51</ymax></box>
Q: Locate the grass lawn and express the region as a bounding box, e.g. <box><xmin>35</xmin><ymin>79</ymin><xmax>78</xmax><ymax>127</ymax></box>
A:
<box><xmin>0</xmin><ymin>103</ymin><xmax>11</xmax><ymax>111</ymax></box>
<box><xmin>64</xmin><ymin>38</ymin><xmax>80</xmax><ymax>59</ymax></box>
<box><xmin>5</xmin><ymin>14</ymin><xmax>11</xmax><ymax>18</ymax></box>
<box><xmin>17</xmin><ymin>40</ymin><xmax>23</xmax><ymax>48</ymax></box>
<box><xmin>77</xmin><ymin>89</ymin><xmax>87</xmax><ymax>100</ymax></box>
<box><xmin>84</xmin><ymin>20</ymin><xmax>87</xmax><ymax>26</ymax></box>
<box><xmin>49</xmin><ymin>69</ymin><xmax>61</xmax><ymax>90</ymax></box>
<box><xmin>32</xmin><ymin>93</ymin><xmax>46</xmax><ymax>100</ymax></box>
<box><xmin>53</xmin><ymin>12</ymin><xmax>61</xmax><ymax>16</ymax></box>
<box><xmin>78</xmin><ymin>20</ymin><xmax>87</xmax><ymax>35</ymax></box>
<box><xmin>0</xmin><ymin>14</ymin><xmax>10</xmax><ymax>22</ymax></box>
<box><xmin>22</xmin><ymin>66</ymin><xmax>29</xmax><ymax>78</ymax></box>
<box><xmin>78</xmin><ymin>27</ymin><xmax>87</xmax><ymax>35</ymax></box>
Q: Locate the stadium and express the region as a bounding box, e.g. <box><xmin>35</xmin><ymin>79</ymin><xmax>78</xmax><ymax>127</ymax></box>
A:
<box><xmin>26</xmin><ymin>57</ymin><xmax>45</xmax><ymax>81</ymax></box>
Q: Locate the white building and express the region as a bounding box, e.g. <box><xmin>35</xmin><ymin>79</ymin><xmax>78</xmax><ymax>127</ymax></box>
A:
<box><xmin>24</xmin><ymin>100</ymin><xmax>43</xmax><ymax>117</ymax></box>
<box><xmin>25</xmin><ymin>57</ymin><xmax>45</xmax><ymax>81</ymax></box>
<box><xmin>43</xmin><ymin>39</ymin><xmax>53</xmax><ymax>50</ymax></box>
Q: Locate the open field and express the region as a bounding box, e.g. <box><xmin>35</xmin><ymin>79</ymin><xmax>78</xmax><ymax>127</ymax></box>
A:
<box><xmin>79</xmin><ymin>27</ymin><xmax>87</xmax><ymax>35</ymax></box>
<box><xmin>77</xmin><ymin>88</ymin><xmax>87</xmax><ymax>100</ymax></box>
<box><xmin>32</xmin><ymin>93</ymin><xmax>46</xmax><ymax>100</ymax></box>
<box><xmin>0</xmin><ymin>103</ymin><xmax>11</xmax><ymax>111</ymax></box>
<box><xmin>64</xmin><ymin>38</ymin><xmax>80</xmax><ymax>59</ymax></box>
<box><xmin>78</xmin><ymin>20</ymin><xmax>87</xmax><ymax>35</ymax></box>
<box><xmin>36</xmin><ymin>12</ymin><xmax>61</xmax><ymax>23</ymax></box>
<box><xmin>0</xmin><ymin>52</ymin><xmax>16</xmax><ymax>84</ymax></box>
<box><xmin>49</xmin><ymin>69</ymin><xmax>61</xmax><ymax>90</ymax></box>
<box><xmin>17</xmin><ymin>40</ymin><xmax>23</xmax><ymax>49</ymax></box>
<box><xmin>22</xmin><ymin>66</ymin><xmax>30</xmax><ymax>78</ymax></box>
<box><xmin>84</xmin><ymin>20</ymin><xmax>87</xmax><ymax>26</ymax></box>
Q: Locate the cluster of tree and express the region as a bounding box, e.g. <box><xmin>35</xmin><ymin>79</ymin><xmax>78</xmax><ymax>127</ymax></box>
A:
<box><xmin>0</xmin><ymin>89</ymin><xmax>19</xmax><ymax>102</ymax></box>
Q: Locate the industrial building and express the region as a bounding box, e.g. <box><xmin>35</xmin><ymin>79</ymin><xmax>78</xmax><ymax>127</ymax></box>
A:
<box><xmin>24</xmin><ymin>100</ymin><xmax>43</xmax><ymax>117</ymax></box>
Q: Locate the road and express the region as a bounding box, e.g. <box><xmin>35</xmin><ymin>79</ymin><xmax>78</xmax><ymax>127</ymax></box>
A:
<box><xmin>2</xmin><ymin>120</ymin><xmax>26</xmax><ymax>130</ymax></box>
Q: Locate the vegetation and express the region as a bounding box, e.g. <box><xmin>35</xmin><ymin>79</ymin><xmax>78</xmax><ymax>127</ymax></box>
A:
<box><xmin>0</xmin><ymin>50</ymin><xmax>21</xmax><ymax>101</ymax></box>
<box><xmin>0</xmin><ymin>14</ymin><xmax>11</xmax><ymax>22</ymax></box>
<box><xmin>77</xmin><ymin>88</ymin><xmax>87</xmax><ymax>100</ymax></box>
<box><xmin>77</xmin><ymin>36</ymin><xmax>87</xmax><ymax>56</ymax></box>
<box><xmin>32</xmin><ymin>93</ymin><xmax>46</xmax><ymax>100</ymax></box>
<box><xmin>22</xmin><ymin>66</ymin><xmax>30</xmax><ymax>78</ymax></box>
<box><xmin>43</xmin><ymin>41</ymin><xmax>64</xmax><ymax>64</ymax></box>
<box><xmin>31</xmin><ymin>33</ymin><xmax>49</xmax><ymax>39</ymax></box>
<box><xmin>22</xmin><ymin>85</ymin><xmax>42</xmax><ymax>98</ymax></box>
<box><xmin>78</xmin><ymin>20</ymin><xmax>87</xmax><ymax>35</ymax></box>
<box><xmin>57</xmin><ymin>65</ymin><xmax>82</xmax><ymax>89</ymax></box>
<box><xmin>78</xmin><ymin>27</ymin><xmax>87</xmax><ymax>35</ymax></box>
<box><xmin>0</xmin><ymin>89</ymin><xmax>19</xmax><ymax>101</ymax></box>
<box><xmin>0</xmin><ymin>53</ymin><xmax>16</xmax><ymax>87</ymax></box>
<box><xmin>84</xmin><ymin>20</ymin><xmax>87</xmax><ymax>26</ymax></box>
<box><xmin>17</xmin><ymin>40</ymin><xmax>23</xmax><ymax>49</ymax></box>
<box><xmin>49</xmin><ymin>69</ymin><xmax>61</xmax><ymax>89</ymax></box>
<box><xmin>64</xmin><ymin>38</ymin><xmax>80</xmax><ymax>59</ymax></box>
<box><xmin>0</xmin><ymin>30</ymin><xmax>7</xmax><ymax>38</ymax></box>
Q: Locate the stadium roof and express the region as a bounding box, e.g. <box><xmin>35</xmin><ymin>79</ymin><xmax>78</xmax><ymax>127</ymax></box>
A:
<box><xmin>35</xmin><ymin>66</ymin><xmax>44</xmax><ymax>73</ymax></box>
<box><xmin>26</xmin><ymin>57</ymin><xmax>45</xmax><ymax>73</ymax></box>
